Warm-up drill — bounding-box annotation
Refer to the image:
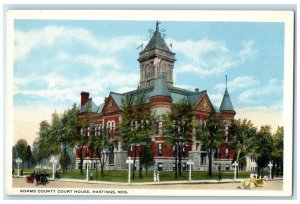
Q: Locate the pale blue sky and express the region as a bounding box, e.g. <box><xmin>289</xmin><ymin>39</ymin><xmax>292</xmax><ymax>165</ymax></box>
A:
<box><xmin>13</xmin><ymin>20</ymin><xmax>284</xmax><ymax>143</ymax></box>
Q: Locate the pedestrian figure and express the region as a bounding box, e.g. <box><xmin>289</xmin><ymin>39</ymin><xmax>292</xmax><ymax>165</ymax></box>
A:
<box><xmin>218</xmin><ymin>164</ymin><xmax>222</xmax><ymax>181</ymax></box>
<box><xmin>90</xmin><ymin>172</ymin><xmax>93</xmax><ymax>181</ymax></box>
<box><xmin>20</xmin><ymin>169</ymin><xmax>23</xmax><ymax>176</ymax></box>
<box><xmin>153</xmin><ymin>170</ymin><xmax>157</xmax><ymax>182</ymax></box>
<box><xmin>12</xmin><ymin>169</ymin><xmax>15</xmax><ymax>176</ymax></box>
<box><xmin>157</xmin><ymin>171</ymin><xmax>160</xmax><ymax>182</ymax></box>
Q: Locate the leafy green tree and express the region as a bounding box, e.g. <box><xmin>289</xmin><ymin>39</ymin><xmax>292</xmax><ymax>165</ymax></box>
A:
<box><xmin>246</xmin><ymin>125</ymin><xmax>273</xmax><ymax>176</ymax></box>
<box><xmin>94</xmin><ymin>127</ymin><xmax>113</xmax><ymax>176</ymax></box>
<box><xmin>38</xmin><ymin>121</ymin><xmax>51</xmax><ymax>157</ymax></box>
<box><xmin>198</xmin><ymin>114</ymin><xmax>225</xmax><ymax>177</ymax></box>
<box><xmin>25</xmin><ymin>145</ymin><xmax>33</xmax><ymax>168</ymax></box>
<box><xmin>119</xmin><ymin>94</ymin><xmax>155</xmax><ymax>180</ymax></box>
<box><xmin>231</xmin><ymin>119</ymin><xmax>257</xmax><ymax>174</ymax></box>
<box><xmin>272</xmin><ymin>126</ymin><xmax>283</xmax><ymax>177</ymax></box>
<box><xmin>15</xmin><ymin>139</ymin><xmax>28</xmax><ymax>169</ymax></box>
<box><xmin>49</xmin><ymin>112</ymin><xmax>62</xmax><ymax>156</ymax></box>
<box><xmin>164</xmin><ymin>98</ymin><xmax>195</xmax><ymax>178</ymax></box>
<box><xmin>59</xmin><ymin>104</ymin><xmax>78</xmax><ymax>173</ymax></box>
<box><xmin>140</xmin><ymin>144</ymin><xmax>155</xmax><ymax>175</ymax></box>
<box><xmin>119</xmin><ymin>95</ymin><xmax>134</xmax><ymax>147</ymax></box>
<box><xmin>133</xmin><ymin>95</ymin><xmax>155</xmax><ymax>179</ymax></box>
<box><xmin>77</xmin><ymin>103</ymin><xmax>92</xmax><ymax>176</ymax></box>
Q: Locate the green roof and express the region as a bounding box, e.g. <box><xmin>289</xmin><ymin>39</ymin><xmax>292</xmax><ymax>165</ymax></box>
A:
<box><xmin>110</xmin><ymin>92</ymin><xmax>123</xmax><ymax>108</ymax></box>
<box><xmin>143</xmin><ymin>30</ymin><xmax>172</xmax><ymax>53</ymax></box>
<box><xmin>219</xmin><ymin>89</ymin><xmax>235</xmax><ymax>112</ymax></box>
<box><xmin>79</xmin><ymin>99</ymin><xmax>98</xmax><ymax>114</ymax></box>
<box><xmin>151</xmin><ymin>73</ymin><xmax>171</xmax><ymax>97</ymax></box>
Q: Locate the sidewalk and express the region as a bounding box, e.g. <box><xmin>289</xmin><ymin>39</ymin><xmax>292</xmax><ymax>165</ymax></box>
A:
<box><xmin>55</xmin><ymin>177</ymin><xmax>283</xmax><ymax>186</ymax></box>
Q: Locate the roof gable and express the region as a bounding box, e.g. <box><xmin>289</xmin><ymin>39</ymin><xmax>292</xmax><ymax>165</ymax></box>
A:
<box><xmin>195</xmin><ymin>93</ymin><xmax>215</xmax><ymax>113</ymax></box>
<box><xmin>102</xmin><ymin>95</ymin><xmax>120</xmax><ymax>114</ymax></box>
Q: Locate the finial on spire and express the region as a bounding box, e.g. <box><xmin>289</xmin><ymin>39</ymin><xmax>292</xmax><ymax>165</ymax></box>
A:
<box><xmin>156</xmin><ymin>21</ymin><xmax>161</xmax><ymax>31</ymax></box>
<box><xmin>225</xmin><ymin>75</ymin><xmax>228</xmax><ymax>89</ymax></box>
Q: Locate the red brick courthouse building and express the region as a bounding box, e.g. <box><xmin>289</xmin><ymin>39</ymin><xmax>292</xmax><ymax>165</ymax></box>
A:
<box><xmin>76</xmin><ymin>22</ymin><xmax>236</xmax><ymax>171</ymax></box>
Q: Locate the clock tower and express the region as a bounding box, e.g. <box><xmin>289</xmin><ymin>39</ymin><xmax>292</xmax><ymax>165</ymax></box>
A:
<box><xmin>138</xmin><ymin>21</ymin><xmax>176</xmax><ymax>88</ymax></box>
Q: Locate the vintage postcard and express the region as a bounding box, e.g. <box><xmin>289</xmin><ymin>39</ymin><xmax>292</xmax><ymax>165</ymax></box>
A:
<box><xmin>5</xmin><ymin>10</ymin><xmax>294</xmax><ymax>197</ymax></box>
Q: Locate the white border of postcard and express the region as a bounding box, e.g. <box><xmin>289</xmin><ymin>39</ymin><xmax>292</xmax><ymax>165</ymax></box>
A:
<box><xmin>5</xmin><ymin>9</ymin><xmax>294</xmax><ymax>196</ymax></box>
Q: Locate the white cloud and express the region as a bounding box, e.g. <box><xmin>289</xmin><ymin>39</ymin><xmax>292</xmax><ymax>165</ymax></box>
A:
<box><xmin>169</xmin><ymin>38</ymin><xmax>229</xmax><ymax>64</ymax></box>
<box><xmin>43</xmin><ymin>74</ymin><xmax>67</xmax><ymax>89</ymax></box>
<box><xmin>169</xmin><ymin>38</ymin><xmax>257</xmax><ymax>77</ymax></box>
<box><xmin>238</xmin><ymin>78</ymin><xmax>283</xmax><ymax>103</ymax></box>
<box><xmin>207</xmin><ymin>93</ymin><xmax>223</xmax><ymax>107</ymax></box>
<box><xmin>238</xmin><ymin>40</ymin><xmax>257</xmax><ymax>63</ymax></box>
<box><xmin>215</xmin><ymin>75</ymin><xmax>259</xmax><ymax>92</ymax></box>
<box><xmin>175</xmin><ymin>84</ymin><xmax>195</xmax><ymax>91</ymax></box>
<box><xmin>115</xmin><ymin>86</ymin><xmax>138</xmax><ymax>94</ymax></box>
<box><xmin>14</xmin><ymin>26</ymin><xmax>145</xmax><ymax>61</ymax></box>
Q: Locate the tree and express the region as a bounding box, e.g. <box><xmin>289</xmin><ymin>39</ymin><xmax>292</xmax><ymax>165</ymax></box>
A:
<box><xmin>59</xmin><ymin>104</ymin><xmax>78</xmax><ymax>173</ymax></box>
<box><xmin>94</xmin><ymin>127</ymin><xmax>113</xmax><ymax>176</ymax></box>
<box><xmin>140</xmin><ymin>144</ymin><xmax>155</xmax><ymax>175</ymax></box>
<box><xmin>198</xmin><ymin>114</ymin><xmax>225</xmax><ymax>177</ymax></box>
<box><xmin>132</xmin><ymin>95</ymin><xmax>155</xmax><ymax>179</ymax></box>
<box><xmin>119</xmin><ymin>94</ymin><xmax>155</xmax><ymax>180</ymax></box>
<box><xmin>25</xmin><ymin>145</ymin><xmax>33</xmax><ymax>168</ymax></box>
<box><xmin>231</xmin><ymin>119</ymin><xmax>257</xmax><ymax>174</ymax></box>
<box><xmin>77</xmin><ymin>102</ymin><xmax>92</xmax><ymax>176</ymax></box>
<box><xmin>48</xmin><ymin>112</ymin><xmax>62</xmax><ymax>156</ymax></box>
<box><xmin>15</xmin><ymin>139</ymin><xmax>28</xmax><ymax>169</ymax></box>
<box><xmin>246</xmin><ymin>125</ymin><xmax>273</xmax><ymax>176</ymax></box>
<box><xmin>164</xmin><ymin>98</ymin><xmax>195</xmax><ymax>178</ymax></box>
<box><xmin>272</xmin><ymin>126</ymin><xmax>283</xmax><ymax>177</ymax></box>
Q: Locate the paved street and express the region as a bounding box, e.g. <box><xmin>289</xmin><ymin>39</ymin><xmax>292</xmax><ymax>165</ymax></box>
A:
<box><xmin>13</xmin><ymin>177</ymin><xmax>283</xmax><ymax>190</ymax></box>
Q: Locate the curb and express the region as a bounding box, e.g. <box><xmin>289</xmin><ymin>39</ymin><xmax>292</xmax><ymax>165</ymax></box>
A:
<box><xmin>53</xmin><ymin>177</ymin><xmax>283</xmax><ymax>186</ymax></box>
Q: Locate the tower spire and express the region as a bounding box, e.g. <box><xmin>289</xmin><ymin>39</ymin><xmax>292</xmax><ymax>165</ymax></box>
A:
<box><xmin>156</xmin><ymin>21</ymin><xmax>160</xmax><ymax>31</ymax></box>
<box><xmin>220</xmin><ymin>75</ymin><xmax>235</xmax><ymax>113</ymax></box>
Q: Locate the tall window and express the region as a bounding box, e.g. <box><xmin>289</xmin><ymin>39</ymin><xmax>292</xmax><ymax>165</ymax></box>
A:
<box><xmin>225</xmin><ymin>126</ymin><xmax>229</xmax><ymax>142</ymax></box>
<box><xmin>158</xmin><ymin>143</ymin><xmax>163</xmax><ymax>156</ymax></box>
<box><xmin>109</xmin><ymin>146</ymin><xmax>114</xmax><ymax>165</ymax></box>
<box><xmin>225</xmin><ymin>148</ymin><xmax>229</xmax><ymax>159</ymax></box>
<box><xmin>98</xmin><ymin>126</ymin><xmax>101</xmax><ymax>136</ymax></box>
<box><xmin>87</xmin><ymin>127</ymin><xmax>90</xmax><ymax>137</ymax></box>
<box><xmin>111</xmin><ymin>122</ymin><xmax>115</xmax><ymax>136</ymax></box>
<box><xmin>200</xmin><ymin>146</ymin><xmax>207</xmax><ymax>165</ymax></box>
<box><xmin>94</xmin><ymin>126</ymin><xmax>98</xmax><ymax>136</ymax></box>
<box><xmin>86</xmin><ymin>147</ymin><xmax>89</xmax><ymax>157</ymax></box>
<box><xmin>172</xmin><ymin>145</ymin><xmax>176</xmax><ymax>157</ymax></box>
<box><xmin>158</xmin><ymin>116</ymin><xmax>163</xmax><ymax>135</ymax></box>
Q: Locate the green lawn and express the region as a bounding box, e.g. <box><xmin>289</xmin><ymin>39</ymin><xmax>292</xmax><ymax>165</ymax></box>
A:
<box><xmin>12</xmin><ymin>168</ymin><xmax>52</xmax><ymax>177</ymax></box>
<box><xmin>13</xmin><ymin>168</ymin><xmax>279</xmax><ymax>183</ymax></box>
<box><xmin>58</xmin><ymin>169</ymin><xmax>251</xmax><ymax>183</ymax></box>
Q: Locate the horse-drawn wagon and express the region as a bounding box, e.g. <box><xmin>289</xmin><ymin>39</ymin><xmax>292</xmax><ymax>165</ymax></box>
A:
<box><xmin>26</xmin><ymin>172</ymin><xmax>49</xmax><ymax>185</ymax></box>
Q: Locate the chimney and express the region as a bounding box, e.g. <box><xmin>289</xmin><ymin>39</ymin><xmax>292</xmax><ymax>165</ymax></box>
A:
<box><xmin>195</xmin><ymin>88</ymin><xmax>199</xmax><ymax>92</ymax></box>
<box><xmin>81</xmin><ymin>91</ymin><xmax>90</xmax><ymax>107</ymax></box>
